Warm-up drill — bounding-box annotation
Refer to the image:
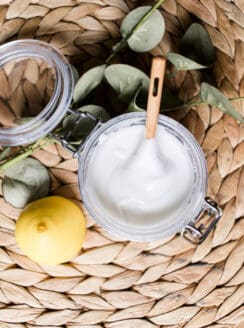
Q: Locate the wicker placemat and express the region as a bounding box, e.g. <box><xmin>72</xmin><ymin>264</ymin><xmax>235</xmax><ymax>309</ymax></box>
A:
<box><xmin>0</xmin><ymin>1</ymin><xmax>243</xmax><ymax>327</ymax></box>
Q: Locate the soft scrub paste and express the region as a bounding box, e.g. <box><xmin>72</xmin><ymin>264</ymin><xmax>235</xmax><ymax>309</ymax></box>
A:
<box><xmin>86</xmin><ymin>125</ymin><xmax>195</xmax><ymax>227</ymax></box>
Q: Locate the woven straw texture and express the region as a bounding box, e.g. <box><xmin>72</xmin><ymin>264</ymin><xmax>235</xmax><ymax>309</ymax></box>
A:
<box><xmin>0</xmin><ymin>0</ymin><xmax>243</xmax><ymax>327</ymax></box>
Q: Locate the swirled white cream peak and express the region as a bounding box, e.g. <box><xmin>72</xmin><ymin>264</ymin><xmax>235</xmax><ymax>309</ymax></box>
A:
<box><xmin>86</xmin><ymin>124</ymin><xmax>194</xmax><ymax>226</ymax></box>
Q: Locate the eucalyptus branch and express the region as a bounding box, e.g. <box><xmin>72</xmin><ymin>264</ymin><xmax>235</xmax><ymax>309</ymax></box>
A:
<box><xmin>162</xmin><ymin>98</ymin><xmax>244</xmax><ymax>114</ymax></box>
<box><xmin>0</xmin><ymin>137</ymin><xmax>57</xmax><ymax>173</ymax></box>
<box><xmin>161</xmin><ymin>102</ymin><xmax>205</xmax><ymax>113</ymax></box>
<box><xmin>229</xmin><ymin>96</ymin><xmax>244</xmax><ymax>101</ymax></box>
<box><xmin>186</xmin><ymin>100</ymin><xmax>206</xmax><ymax>106</ymax></box>
<box><xmin>106</xmin><ymin>0</ymin><xmax>165</xmax><ymax>64</ymax></box>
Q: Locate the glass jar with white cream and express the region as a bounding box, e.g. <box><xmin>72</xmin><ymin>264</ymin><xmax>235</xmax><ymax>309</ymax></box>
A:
<box><xmin>77</xmin><ymin>112</ymin><xmax>222</xmax><ymax>243</ymax></box>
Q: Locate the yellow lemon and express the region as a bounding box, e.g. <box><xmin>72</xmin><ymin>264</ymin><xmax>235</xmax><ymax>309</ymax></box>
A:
<box><xmin>15</xmin><ymin>196</ymin><xmax>86</xmax><ymax>265</ymax></box>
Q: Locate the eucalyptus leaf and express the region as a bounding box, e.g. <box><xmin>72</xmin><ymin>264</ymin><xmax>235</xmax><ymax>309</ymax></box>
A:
<box><xmin>73</xmin><ymin>65</ymin><xmax>106</xmax><ymax>103</ymax></box>
<box><xmin>181</xmin><ymin>23</ymin><xmax>216</xmax><ymax>66</ymax></box>
<box><xmin>105</xmin><ymin>64</ymin><xmax>149</xmax><ymax>102</ymax></box>
<box><xmin>120</xmin><ymin>6</ymin><xmax>165</xmax><ymax>52</ymax></box>
<box><xmin>2</xmin><ymin>158</ymin><xmax>50</xmax><ymax>208</ymax></box>
<box><xmin>2</xmin><ymin>178</ymin><xmax>32</xmax><ymax>209</ymax></box>
<box><xmin>128</xmin><ymin>84</ymin><xmax>146</xmax><ymax>112</ymax></box>
<box><xmin>63</xmin><ymin>114</ymin><xmax>95</xmax><ymax>139</ymax></box>
<box><xmin>167</xmin><ymin>53</ymin><xmax>206</xmax><ymax>71</ymax></box>
<box><xmin>63</xmin><ymin>105</ymin><xmax>110</xmax><ymax>139</ymax></box>
<box><xmin>0</xmin><ymin>147</ymin><xmax>11</xmax><ymax>162</ymax></box>
<box><xmin>81</xmin><ymin>104</ymin><xmax>110</xmax><ymax>122</ymax></box>
<box><xmin>200</xmin><ymin>82</ymin><xmax>244</xmax><ymax>122</ymax></box>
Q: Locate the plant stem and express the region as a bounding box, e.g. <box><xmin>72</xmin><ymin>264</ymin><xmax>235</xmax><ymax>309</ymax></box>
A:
<box><xmin>0</xmin><ymin>148</ymin><xmax>34</xmax><ymax>172</ymax></box>
<box><xmin>105</xmin><ymin>0</ymin><xmax>165</xmax><ymax>64</ymax></box>
<box><xmin>163</xmin><ymin>97</ymin><xmax>244</xmax><ymax>113</ymax></box>
<box><xmin>0</xmin><ymin>137</ymin><xmax>57</xmax><ymax>173</ymax></box>
<box><xmin>161</xmin><ymin>101</ymin><xmax>205</xmax><ymax>113</ymax></box>
<box><xmin>105</xmin><ymin>40</ymin><xmax>127</xmax><ymax>65</ymax></box>
<box><xmin>186</xmin><ymin>100</ymin><xmax>206</xmax><ymax>106</ymax></box>
<box><xmin>229</xmin><ymin>96</ymin><xmax>244</xmax><ymax>101</ymax></box>
<box><xmin>186</xmin><ymin>97</ymin><xmax>244</xmax><ymax>106</ymax></box>
<box><xmin>130</xmin><ymin>0</ymin><xmax>165</xmax><ymax>35</ymax></box>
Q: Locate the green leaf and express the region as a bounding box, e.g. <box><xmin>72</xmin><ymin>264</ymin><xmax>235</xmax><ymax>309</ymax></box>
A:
<box><xmin>2</xmin><ymin>178</ymin><xmax>32</xmax><ymax>209</ymax></box>
<box><xmin>0</xmin><ymin>147</ymin><xmax>11</xmax><ymax>162</ymax></box>
<box><xmin>63</xmin><ymin>114</ymin><xmax>96</xmax><ymax>140</ymax></box>
<box><xmin>63</xmin><ymin>105</ymin><xmax>110</xmax><ymax>139</ymax></box>
<box><xmin>2</xmin><ymin>158</ymin><xmax>50</xmax><ymax>208</ymax></box>
<box><xmin>80</xmin><ymin>105</ymin><xmax>110</xmax><ymax>122</ymax></box>
<box><xmin>73</xmin><ymin>65</ymin><xmax>106</xmax><ymax>103</ymax></box>
<box><xmin>120</xmin><ymin>6</ymin><xmax>165</xmax><ymax>52</ymax></box>
<box><xmin>128</xmin><ymin>84</ymin><xmax>146</xmax><ymax>112</ymax></box>
<box><xmin>200</xmin><ymin>82</ymin><xmax>244</xmax><ymax>122</ymax></box>
<box><xmin>181</xmin><ymin>23</ymin><xmax>216</xmax><ymax>66</ymax></box>
<box><xmin>167</xmin><ymin>53</ymin><xmax>206</xmax><ymax>70</ymax></box>
<box><xmin>105</xmin><ymin>64</ymin><xmax>149</xmax><ymax>102</ymax></box>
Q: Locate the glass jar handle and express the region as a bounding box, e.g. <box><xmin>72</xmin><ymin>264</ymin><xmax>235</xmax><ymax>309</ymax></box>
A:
<box><xmin>51</xmin><ymin>108</ymin><xmax>102</xmax><ymax>157</ymax></box>
<box><xmin>181</xmin><ymin>197</ymin><xmax>222</xmax><ymax>244</ymax></box>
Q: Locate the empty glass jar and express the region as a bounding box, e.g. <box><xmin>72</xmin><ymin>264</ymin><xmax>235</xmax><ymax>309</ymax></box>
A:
<box><xmin>0</xmin><ymin>39</ymin><xmax>74</xmax><ymax>146</ymax></box>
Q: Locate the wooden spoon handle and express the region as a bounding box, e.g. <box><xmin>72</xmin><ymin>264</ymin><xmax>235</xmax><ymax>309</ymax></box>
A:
<box><xmin>145</xmin><ymin>56</ymin><xmax>166</xmax><ymax>139</ymax></box>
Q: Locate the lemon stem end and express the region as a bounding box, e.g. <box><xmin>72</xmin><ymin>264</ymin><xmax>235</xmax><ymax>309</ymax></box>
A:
<box><xmin>37</xmin><ymin>222</ymin><xmax>46</xmax><ymax>233</ymax></box>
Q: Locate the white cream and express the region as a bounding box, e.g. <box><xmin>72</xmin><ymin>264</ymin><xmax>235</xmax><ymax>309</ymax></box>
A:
<box><xmin>86</xmin><ymin>125</ymin><xmax>194</xmax><ymax>226</ymax></box>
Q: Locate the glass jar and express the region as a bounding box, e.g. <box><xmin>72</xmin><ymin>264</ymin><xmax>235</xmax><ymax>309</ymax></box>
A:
<box><xmin>75</xmin><ymin>112</ymin><xmax>221</xmax><ymax>243</ymax></box>
<box><xmin>0</xmin><ymin>39</ymin><xmax>74</xmax><ymax>146</ymax></box>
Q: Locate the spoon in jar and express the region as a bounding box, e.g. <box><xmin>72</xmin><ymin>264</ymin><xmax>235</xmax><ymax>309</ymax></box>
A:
<box><xmin>146</xmin><ymin>56</ymin><xmax>166</xmax><ymax>139</ymax></box>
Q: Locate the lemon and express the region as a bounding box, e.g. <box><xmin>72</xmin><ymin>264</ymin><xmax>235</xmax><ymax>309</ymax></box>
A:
<box><xmin>15</xmin><ymin>196</ymin><xmax>86</xmax><ymax>265</ymax></box>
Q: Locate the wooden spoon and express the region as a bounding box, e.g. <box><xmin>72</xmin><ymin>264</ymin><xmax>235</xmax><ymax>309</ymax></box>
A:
<box><xmin>145</xmin><ymin>56</ymin><xmax>166</xmax><ymax>139</ymax></box>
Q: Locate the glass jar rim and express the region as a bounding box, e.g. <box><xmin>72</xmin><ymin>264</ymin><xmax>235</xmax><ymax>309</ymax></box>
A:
<box><xmin>78</xmin><ymin>112</ymin><xmax>208</xmax><ymax>241</ymax></box>
<box><xmin>0</xmin><ymin>39</ymin><xmax>74</xmax><ymax>146</ymax></box>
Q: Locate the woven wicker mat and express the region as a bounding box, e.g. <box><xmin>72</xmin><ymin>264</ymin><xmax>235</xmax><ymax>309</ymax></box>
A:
<box><xmin>0</xmin><ymin>0</ymin><xmax>243</xmax><ymax>327</ymax></box>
